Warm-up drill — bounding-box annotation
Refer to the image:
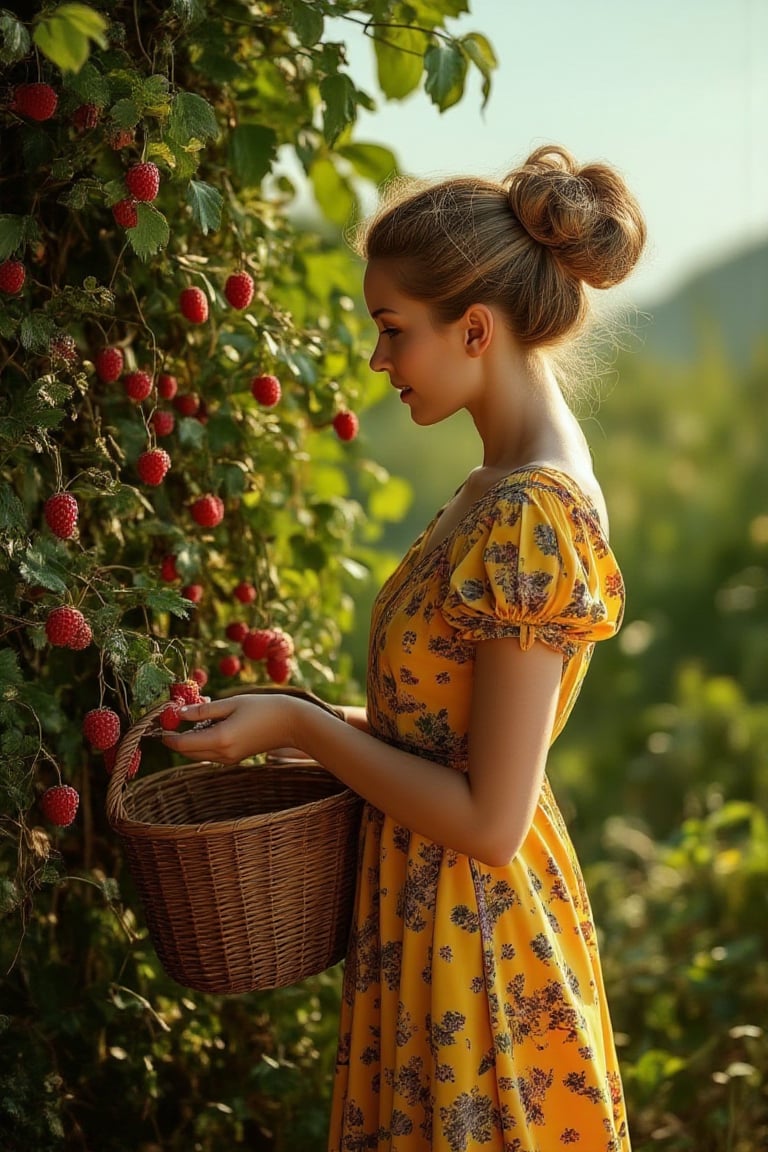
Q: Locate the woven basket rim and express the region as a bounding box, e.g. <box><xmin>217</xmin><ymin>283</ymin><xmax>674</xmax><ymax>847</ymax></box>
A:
<box><xmin>109</xmin><ymin>757</ymin><xmax>360</xmax><ymax>840</ymax></box>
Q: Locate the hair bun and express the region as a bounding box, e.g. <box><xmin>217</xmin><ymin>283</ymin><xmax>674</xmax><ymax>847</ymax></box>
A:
<box><xmin>505</xmin><ymin>144</ymin><xmax>646</xmax><ymax>289</ymax></box>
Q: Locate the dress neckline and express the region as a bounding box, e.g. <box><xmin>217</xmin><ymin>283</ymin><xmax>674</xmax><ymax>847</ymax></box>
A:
<box><xmin>412</xmin><ymin>464</ymin><xmax>608</xmax><ymax>570</ymax></box>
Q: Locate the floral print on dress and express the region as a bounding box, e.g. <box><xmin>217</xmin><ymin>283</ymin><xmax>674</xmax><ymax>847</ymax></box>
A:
<box><xmin>329</xmin><ymin>468</ymin><xmax>630</xmax><ymax>1151</ymax></box>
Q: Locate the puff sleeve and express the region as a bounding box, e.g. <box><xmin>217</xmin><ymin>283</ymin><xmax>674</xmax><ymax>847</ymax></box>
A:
<box><xmin>440</xmin><ymin>475</ymin><xmax>624</xmax><ymax>656</ymax></box>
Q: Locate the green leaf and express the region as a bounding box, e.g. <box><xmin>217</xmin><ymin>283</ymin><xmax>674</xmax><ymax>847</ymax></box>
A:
<box><xmin>133</xmin><ymin>661</ymin><xmax>175</xmax><ymax>707</ymax></box>
<box><xmin>144</xmin><ymin>590</ymin><xmax>190</xmax><ymax>619</ymax></box>
<box><xmin>171</xmin><ymin>0</ymin><xmax>207</xmax><ymax>25</ymax></box>
<box><xmin>186</xmin><ymin>180</ymin><xmax>223</xmax><ymax>235</ymax></box>
<box><xmin>460</xmin><ymin>32</ymin><xmax>497</xmax><ymax>109</ymax></box>
<box><xmin>310</xmin><ymin>157</ymin><xmax>356</xmax><ymax>227</ymax></box>
<box><xmin>168</xmin><ymin>91</ymin><xmax>219</xmax><ymax>144</ymax></box>
<box><xmin>373</xmin><ymin>26</ymin><xmax>428</xmax><ymax>100</ymax></box>
<box><xmin>290</xmin><ymin>0</ymin><xmax>324</xmax><ymax>46</ymax></box>
<box><xmin>19</xmin><ymin>542</ymin><xmax>69</xmax><ymax>595</ymax></box>
<box><xmin>0</xmin><ymin>648</ymin><xmax>24</xmax><ymax>690</ymax></box>
<box><xmin>64</xmin><ymin>59</ymin><xmax>110</xmax><ymax>107</ymax></box>
<box><xmin>319</xmin><ymin>73</ymin><xmax>358</xmax><ymax>147</ymax></box>
<box><xmin>126</xmin><ymin>203</ymin><xmax>170</xmax><ymax>261</ymax></box>
<box><xmin>336</xmin><ymin>142</ymin><xmax>398</xmax><ymax>185</ymax></box>
<box><xmin>424</xmin><ymin>40</ymin><xmax>467</xmax><ymax>111</ymax></box>
<box><xmin>109</xmin><ymin>97</ymin><xmax>141</xmax><ymax>129</ymax></box>
<box><xmin>0</xmin><ymin>216</ymin><xmax>28</xmax><ymax>261</ymax></box>
<box><xmin>20</xmin><ymin>314</ymin><xmax>56</xmax><ymax>354</ymax></box>
<box><xmin>33</xmin><ymin>3</ymin><xmax>108</xmax><ymax>74</ymax></box>
<box><xmin>0</xmin><ymin>13</ymin><xmax>31</xmax><ymax>65</ymax></box>
<box><xmin>410</xmin><ymin>0</ymin><xmax>469</xmax><ymax>23</ymax></box>
<box><xmin>228</xmin><ymin>124</ymin><xmax>278</xmax><ymax>187</ymax></box>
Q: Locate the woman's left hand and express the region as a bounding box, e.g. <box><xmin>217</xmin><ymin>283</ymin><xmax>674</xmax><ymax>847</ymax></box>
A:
<box><xmin>161</xmin><ymin>694</ymin><xmax>298</xmax><ymax>765</ymax></box>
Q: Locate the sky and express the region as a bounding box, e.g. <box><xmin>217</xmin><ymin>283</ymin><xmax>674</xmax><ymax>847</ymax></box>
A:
<box><xmin>325</xmin><ymin>0</ymin><xmax>768</xmax><ymax>307</ymax></box>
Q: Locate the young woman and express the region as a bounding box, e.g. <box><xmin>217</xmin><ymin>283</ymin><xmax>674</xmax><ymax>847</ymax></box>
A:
<box><xmin>165</xmin><ymin>144</ymin><xmax>646</xmax><ymax>1151</ymax></box>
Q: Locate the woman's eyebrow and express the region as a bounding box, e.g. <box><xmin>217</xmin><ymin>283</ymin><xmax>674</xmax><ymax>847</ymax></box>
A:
<box><xmin>371</xmin><ymin>307</ymin><xmax>398</xmax><ymax>318</ymax></box>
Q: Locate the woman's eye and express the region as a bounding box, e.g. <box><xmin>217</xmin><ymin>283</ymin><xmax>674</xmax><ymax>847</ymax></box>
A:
<box><xmin>381</xmin><ymin>327</ymin><xmax>400</xmax><ymax>338</ymax></box>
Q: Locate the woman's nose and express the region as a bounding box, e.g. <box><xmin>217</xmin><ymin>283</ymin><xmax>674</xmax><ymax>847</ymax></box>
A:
<box><xmin>369</xmin><ymin>338</ymin><xmax>388</xmax><ymax>372</ymax></box>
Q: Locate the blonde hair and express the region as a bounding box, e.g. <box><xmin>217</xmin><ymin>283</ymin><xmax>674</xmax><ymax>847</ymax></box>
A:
<box><xmin>353</xmin><ymin>144</ymin><xmax>646</xmax><ymax>350</ymax></box>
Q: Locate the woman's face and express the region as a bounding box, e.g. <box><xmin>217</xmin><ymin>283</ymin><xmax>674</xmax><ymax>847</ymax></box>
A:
<box><xmin>363</xmin><ymin>260</ymin><xmax>479</xmax><ymax>426</ymax></box>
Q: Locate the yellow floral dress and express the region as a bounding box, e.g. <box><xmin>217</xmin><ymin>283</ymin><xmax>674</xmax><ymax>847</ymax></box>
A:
<box><xmin>328</xmin><ymin>467</ymin><xmax>630</xmax><ymax>1152</ymax></box>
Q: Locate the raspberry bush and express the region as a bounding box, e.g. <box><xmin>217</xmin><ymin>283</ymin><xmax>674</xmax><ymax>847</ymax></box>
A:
<box><xmin>0</xmin><ymin>2</ymin><xmax>496</xmax><ymax>1148</ymax></box>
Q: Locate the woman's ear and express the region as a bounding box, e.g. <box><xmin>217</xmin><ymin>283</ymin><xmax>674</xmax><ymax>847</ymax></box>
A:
<box><xmin>463</xmin><ymin>303</ymin><xmax>494</xmax><ymax>357</ymax></box>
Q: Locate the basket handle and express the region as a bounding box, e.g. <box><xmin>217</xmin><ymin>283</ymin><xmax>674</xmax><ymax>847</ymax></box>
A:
<box><xmin>105</xmin><ymin>685</ymin><xmax>346</xmax><ymax>825</ymax></box>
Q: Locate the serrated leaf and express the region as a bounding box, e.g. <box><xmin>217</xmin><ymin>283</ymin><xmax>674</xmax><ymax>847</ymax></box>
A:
<box><xmin>186</xmin><ymin>180</ymin><xmax>222</xmax><ymax>235</ymax></box>
<box><xmin>460</xmin><ymin>32</ymin><xmax>497</xmax><ymax>109</ymax></box>
<box><xmin>424</xmin><ymin>40</ymin><xmax>467</xmax><ymax>111</ymax></box>
<box><xmin>126</xmin><ymin>203</ymin><xmax>170</xmax><ymax>261</ymax></box>
<box><xmin>228</xmin><ymin>124</ymin><xmax>277</xmax><ymax>187</ymax></box>
<box><xmin>147</xmin><ymin>141</ymin><xmax>177</xmax><ymax>170</ymax></box>
<box><xmin>291</xmin><ymin>0</ymin><xmax>324</xmax><ymax>46</ymax></box>
<box><xmin>0</xmin><ymin>648</ymin><xmax>23</xmax><ymax>689</ymax></box>
<box><xmin>172</xmin><ymin>0</ymin><xmax>207</xmax><ymax>24</ymax></box>
<box><xmin>20</xmin><ymin>314</ymin><xmax>56</xmax><ymax>354</ymax></box>
<box><xmin>109</xmin><ymin>98</ymin><xmax>140</xmax><ymax>129</ymax></box>
<box><xmin>373</xmin><ymin>25</ymin><xmax>428</xmax><ymax>100</ymax></box>
<box><xmin>33</xmin><ymin>4</ymin><xmax>108</xmax><ymax>74</ymax></box>
<box><xmin>0</xmin><ymin>215</ymin><xmax>27</xmax><ymax>261</ymax></box>
<box><xmin>133</xmin><ymin>661</ymin><xmax>175</xmax><ymax>707</ymax></box>
<box><xmin>19</xmin><ymin>543</ymin><xmax>69</xmax><ymax>594</ymax></box>
<box><xmin>145</xmin><ymin>589</ymin><xmax>191</xmax><ymax>619</ymax></box>
<box><xmin>319</xmin><ymin>72</ymin><xmax>357</xmax><ymax>147</ymax></box>
<box><xmin>65</xmin><ymin>59</ymin><xmax>110</xmax><ymax>107</ymax></box>
<box><xmin>0</xmin><ymin>13</ymin><xmax>31</xmax><ymax>65</ymax></box>
<box><xmin>168</xmin><ymin>92</ymin><xmax>219</xmax><ymax>144</ymax></box>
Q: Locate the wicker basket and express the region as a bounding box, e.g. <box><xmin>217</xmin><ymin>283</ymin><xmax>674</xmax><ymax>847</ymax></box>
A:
<box><xmin>106</xmin><ymin>688</ymin><xmax>363</xmax><ymax>995</ymax></box>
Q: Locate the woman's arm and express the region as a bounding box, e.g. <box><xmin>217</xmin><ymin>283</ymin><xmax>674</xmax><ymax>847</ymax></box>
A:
<box><xmin>164</xmin><ymin>639</ymin><xmax>561</xmax><ymax>866</ymax></box>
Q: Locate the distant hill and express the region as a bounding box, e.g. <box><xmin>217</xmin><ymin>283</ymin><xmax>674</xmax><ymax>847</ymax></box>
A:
<box><xmin>640</xmin><ymin>235</ymin><xmax>768</xmax><ymax>367</ymax></box>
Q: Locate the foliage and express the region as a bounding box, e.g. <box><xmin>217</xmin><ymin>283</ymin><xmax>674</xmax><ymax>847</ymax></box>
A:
<box><xmin>0</xmin><ymin>1</ymin><xmax>496</xmax><ymax>1148</ymax></box>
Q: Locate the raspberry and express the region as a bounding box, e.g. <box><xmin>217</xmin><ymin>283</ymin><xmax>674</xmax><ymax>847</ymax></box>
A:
<box><xmin>333</xmin><ymin>410</ymin><xmax>359</xmax><ymax>441</ymax></box>
<box><xmin>125</xmin><ymin>161</ymin><xmax>160</xmax><ymax>202</ymax></box>
<box><xmin>82</xmin><ymin>707</ymin><xmax>121</xmax><ymax>750</ymax></box>
<box><xmin>150</xmin><ymin>410</ymin><xmax>175</xmax><ymax>437</ymax></box>
<box><xmin>160</xmin><ymin>554</ymin><xmax>179</xmax><ymax>582</ymax></box>
<box><xmin>173</xmin><ymin>392</ymin><xmax>200</xmax><ymax>417</ymax></box>
<box><xmin>12</xmin><ymin>83</ymin><xmax>58</xmax><ymax>122</ymax></box>
<box><xmin>137</xmin><ymin>448</ymin><xmax>171</xmax><ymax>485</ymax></box>
<box><xmin>170</xmin><ymin>680</ymin><xmax>201</xmax><ymax>706</ymax></box>
<box><xmin>159</xmin><ymin>703</ymin><xmax>183</xmax><ymax>731</ymax></box>
<box><xmin>242</xmin><ymin>628</ymin><xmax>273</xmax><ymax>661</ymax></box>
<box><xmin>267</xmin><ymin>629</ymin><xmax>294</xmax><ymax>660</ymax></box>
<box><xmin>45</xmin><ymin>606</ymin><xmax>87</xmax><ymax>647</ymax></box>
<box><xmin>69</xmin><ymin>617</ymin><xmax>93</xmax><ymax>651</ymax></box>
<box><xmin>194</xmin><ymin>401</ymin><xmax>209</xmax><ymax>425</ymax></box>
<box><xmin>226</xmin><ymin>621</ymin><xmax>249</xmax><ymax>643</ymax></box>
<box><xmin>94</xmin><ymin>346</ymin><xmax>124</xmax><ymax>383</ymax></box>
<box><xmin>266</xmin><ymin>656</ymin><xmax>291</xmax><ymax>684</ymax></box>
<box><xmin>182</xmin><ymin>584</ymin><xmax>204</xmax><ymax>603</ymax></box>
<box><xmin>191</xmin><ymin>494</ymin><xmax>224</xmax><ymax>528</ymax></box>
<box><xmin>0</xmin><ymin>260</ymin><xmax>26</xmax><ymax>294</ymax></box>
<box><xmin>103</xmin><ymin>745</ymin><xmax>141</xmax><ymax>779</ymax></box>
<box><xmin>72</xmin><ymin>103</ymin><xmax>100</xmax><ymax>131</ymax></box>
<box><xmin>124</xmin><ymin>370</ymin><xmax>153</xmax><ymax>402</ymax></box>
<box><xmin>49</xmin><ymin>333</ymin><xmax>78</xmax><ymax>365</ymax></box>
<box><xmin>191</xmin><ymin>667</ymin><xmax>208</xmax><ymax>689</ymax></box>
<box><xmin>108</xmin><ymin>128</ymin><xmax>134</xmax><ymax>150</ymax></box>
<box><xmin>112</xmin><ymin>198</ymin><xmax>138</xmax><ymax>228</ymax></box>
<box><xmin>39</xmin><ymin>785</ymin><xmax>79</xmax><ymax>826</ymax></box>
<box><xmin>218</xmin><ymin>654</ymin><xmax>241</xmax><ymax>677</ymax></box>
<box><xmin>224</xmin><ymin>271</ymin><xmax>254</xmax><ymax>309</ymax></box>
<box><xmin>233</xmin><ymin>581</ymin><xmax>256</xmax><ymax>604</ymax></box>
<box><xmin>179</xmin><ymin>287</ymin><xmax>208</xmax><ymax>324</ymax></box>
<box><xmin>157</xmin><ymin>373</ymin><xmax>178</xmax><ymax>399</ymax></box>
<box><xmin>251</xmin><ymin>374</ymin><xmax>281</xmax><ymax>407</ymax></box>
<box><xmin>44</xmin><ymin>493</ymin><xmax>78</xmax><ymax>539</ymax></box>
